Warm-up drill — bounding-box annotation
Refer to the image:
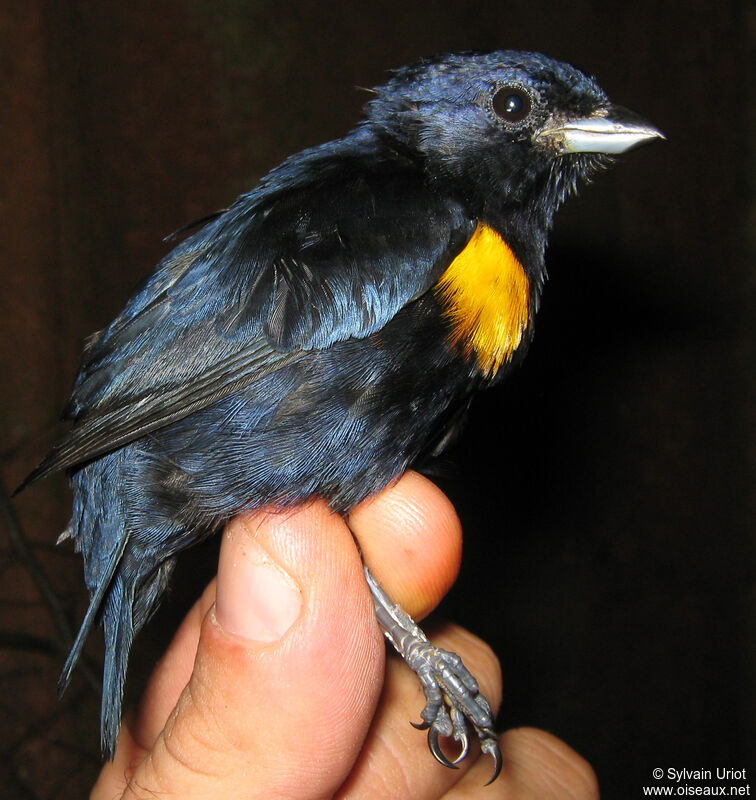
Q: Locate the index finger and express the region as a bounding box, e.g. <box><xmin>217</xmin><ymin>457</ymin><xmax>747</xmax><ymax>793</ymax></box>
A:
<box><xmin>347</xmin><ymin>469</ymin><xmax>463</xmax><ymax>621</ymax></box>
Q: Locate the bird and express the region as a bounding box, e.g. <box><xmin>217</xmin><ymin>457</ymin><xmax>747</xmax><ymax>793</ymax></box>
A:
<box><xmin>17</xmin><ymin>50</ymin><xmax>663</xmax><ymax>781</ymax></box>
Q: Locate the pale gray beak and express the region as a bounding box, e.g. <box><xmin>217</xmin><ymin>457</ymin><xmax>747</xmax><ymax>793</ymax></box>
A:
<box><xmin>537</xmin><ymin>105</ymin><xmax>665</xmax><ymax>155</ymax></box>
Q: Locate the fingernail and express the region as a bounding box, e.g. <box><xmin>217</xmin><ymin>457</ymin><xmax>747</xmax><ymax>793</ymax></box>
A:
<box><xmin>215</xmin><ymin>519</ymin><xmax>302</xmax><ymax>641</ymax></box>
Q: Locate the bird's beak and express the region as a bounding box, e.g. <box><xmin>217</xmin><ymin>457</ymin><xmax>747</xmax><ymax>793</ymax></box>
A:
<box><xmin>537</xmin><ymin>105</ymin><xmax>665</xmax><ymax>155</ymax></box>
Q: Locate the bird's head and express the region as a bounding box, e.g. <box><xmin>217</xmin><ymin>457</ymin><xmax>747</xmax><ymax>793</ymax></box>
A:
<box><xmin>365</xmin><ymin>51</ymin><xmax>663</xmax><ymax>227</ymax></box>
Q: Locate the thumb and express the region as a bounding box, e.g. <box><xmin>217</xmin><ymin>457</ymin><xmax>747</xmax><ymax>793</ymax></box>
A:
<box><xmin>116</xmin><ymin>502</ymin><xmax>385</xmax><ymax>800</ymax></box>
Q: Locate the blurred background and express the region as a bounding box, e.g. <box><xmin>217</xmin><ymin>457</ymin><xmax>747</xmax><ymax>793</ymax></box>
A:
<box><xmin>0</xmin><ymin>1</ymin><xmax>752</xmax><ymax>797</ymax></box>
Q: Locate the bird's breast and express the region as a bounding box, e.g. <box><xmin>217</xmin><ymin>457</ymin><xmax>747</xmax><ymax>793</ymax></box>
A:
<box><xmin>434</xmin><ymin>222</ymin><xmax>531</xmax><ymax>379</ymax></box>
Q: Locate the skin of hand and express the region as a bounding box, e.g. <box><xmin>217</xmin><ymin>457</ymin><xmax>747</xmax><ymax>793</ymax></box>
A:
<box><xmin>90</xmin><ymin>471</ymin><xmax>599</xmax><ymax>799</ymax></box>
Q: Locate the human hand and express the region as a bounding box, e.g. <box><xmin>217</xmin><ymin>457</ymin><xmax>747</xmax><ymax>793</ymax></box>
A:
<box><xmin>91</xmin><ymin>471</ymin><xmax>598</xmax><ymax>799</ymax></box>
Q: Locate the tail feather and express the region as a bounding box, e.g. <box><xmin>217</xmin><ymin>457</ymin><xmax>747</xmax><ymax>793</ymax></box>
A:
<box><xmin>100</xmin><ymin>578</ymin><xmax>135</xmax><ymax>758</ymax></box>
<box><xmin>56</xmin><ymin>448</ymin><xmax>187</xmax><ymax>757</ymax></box>
<box><xmin>98</xmin><ymin>561</ymin><xmax>176</xmax><ymax>757</ymax></box>
<box><xmin>57</xmin><ymin>532</ymin><xmax>130</xmax><ymax>698</ymax></box>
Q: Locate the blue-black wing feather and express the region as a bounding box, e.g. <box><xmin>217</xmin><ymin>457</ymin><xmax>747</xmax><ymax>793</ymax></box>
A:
<box><xmin>21</xmin><ymin>135</ymin><xmax>474</xmax><ymax>487</ymax></box>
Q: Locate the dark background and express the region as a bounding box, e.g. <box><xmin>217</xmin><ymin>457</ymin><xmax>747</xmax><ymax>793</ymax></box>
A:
<box><xmin>1</xmin><ymin>1</ymin><xmax>752</xmax><ymax>797</ymax></box>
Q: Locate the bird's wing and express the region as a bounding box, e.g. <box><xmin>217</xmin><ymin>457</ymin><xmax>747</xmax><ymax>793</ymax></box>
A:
<box><xmin>22</xmin><ymin>161</ymin><xmax>474</xmax><ymax>486</ymax></box>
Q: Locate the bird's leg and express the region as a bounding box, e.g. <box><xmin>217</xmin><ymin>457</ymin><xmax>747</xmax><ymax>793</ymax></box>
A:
<box><xmin>364</xmin><ymin>566</ymin><xmax>502</xmax><ymax>783</ymax></box>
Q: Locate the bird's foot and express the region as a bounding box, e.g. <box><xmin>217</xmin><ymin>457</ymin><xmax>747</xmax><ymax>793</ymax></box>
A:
<box><xmin>364</xmin><ymin>566</ymin><xmax>502</xmax><ymax>783</ymax></box>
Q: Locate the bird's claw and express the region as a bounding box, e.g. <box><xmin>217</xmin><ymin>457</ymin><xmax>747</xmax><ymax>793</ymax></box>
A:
<box><xmin>365</xmin><ymin>566</ymin><xmax>502</xmax><ymax>781</ymax></box>
<box><xmin>419</xmin><ymin>682</ymin><xmax>500</xmax><ymax>779</ymax></box>
<box><xmin>428</xmin><ymin>726</ymin><xmax>460</xmax><ymax>769</ymax></box>
<box><xmin>482</xmin><ymin>735</ymin><xmax>504</xmax><ymax>785</ymax></box>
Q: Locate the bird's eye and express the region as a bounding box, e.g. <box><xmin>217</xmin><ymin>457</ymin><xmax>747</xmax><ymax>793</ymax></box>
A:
<box><xmin>492</xmin><ymin>86</ymin><xmax>532</xmax><ymax>123</ymax></box>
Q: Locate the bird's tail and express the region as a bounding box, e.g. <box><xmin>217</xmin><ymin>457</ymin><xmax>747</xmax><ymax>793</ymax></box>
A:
<box><xmin>99</xmin><ymin>576</ymin><xmax>136</xmax><ymax>757</ymax></box>
<box><xmin>58</xmin><ymin>451</ymin><xmax>182</xmax><ymax>757</ymax></box>
<box><xmin>58</xmin><ymin>454</ymin><xmax>144</xmax><ymax>758</ymax></box>
<box><xmin>100</xmin><ymin>558</ymin><xmax>177</xmax><ymax>757</ymax></box>
<box><xmin>58</xmin><ymin>554</ymin><xmax>135</xmax><ymax>759</ymax></box>
<box><xmin>62</xmin><ymin>544</ymin><xmax>174</xmax><ymax>757</ymax></box>
<box><xmin>57</xmin><ymin>531</ymin><xmax>129</xmax><ymax>698</ymax></box>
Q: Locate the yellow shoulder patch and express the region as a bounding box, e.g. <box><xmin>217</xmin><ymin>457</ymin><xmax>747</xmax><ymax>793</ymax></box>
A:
<box><xmin>435</xmin><ymin>222</ymin><xmax>531</xmax><ymax>378</ymax></box>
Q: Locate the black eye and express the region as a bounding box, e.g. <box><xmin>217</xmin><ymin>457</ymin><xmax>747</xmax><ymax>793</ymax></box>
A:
<box><xmin>492</xmin><ymin>86</ymin><xmax>532</xmax><ymax>123</ymax></box>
